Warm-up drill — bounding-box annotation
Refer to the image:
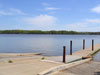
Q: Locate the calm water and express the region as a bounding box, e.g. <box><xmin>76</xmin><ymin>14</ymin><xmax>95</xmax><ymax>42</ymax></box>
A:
<box><xmin>93</xmin><ymin>52</ymin><xmax>100</xmax><ymax>62</ymax></box>
<box><xmin>0</xmin><ymin>34</ymin><xmax>100</xmax><ymax>61</ymax></box>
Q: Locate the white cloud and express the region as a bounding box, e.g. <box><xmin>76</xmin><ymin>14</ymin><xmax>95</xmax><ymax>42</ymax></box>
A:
<box><xmin>42</xmin><ymin>2</ymin><xmax>50</xmax><ymax>6</ymax></box>
<box><xmin>41</xmin><ymin>2</ymin><xmax>60</xmax><ymax>11</ymax></box>
<box><xmin>66</xmin><ymin>22</ymin><xmax>87</xmax><ymax>31</ymax></box>
<box><xmin>66</xmin><ymin>19</ymin><xmax>100</xmax><ymax>32</ymax></box>
<box><xmin>44</xmin><ymin>7</ymin><xmax>60</xmax><ymax>11</ymax></box>
<box><xmin>0</xmin><ymin>4</ymin><xmax>26</xmax><ymax>16</ymax></box>
<box><xmin>0</xmin><ymin>8</ymin><xmax>26</xmax><ymax>16</ymax></box>
<box><xmin>0</xmin><ymin>10</ymin><xmax>12</xmax><ymax>16</ymax></box>
<box><xmin>24</xmin><ymin>14</ymin><xmax>57</xmax><ymax>25</ymax></box>
<box><xmin>86</xmin><ymin>19</ymin><xmax>100</xmax><ymax>23</ymax></box>
<box><xmin>9</xmin><ymin>8</ymin><xmax>26</xmax><ymax>15</ymax></box>
<box><xmin>91</xmin><ymin>5</ymin><xmax>100</xmax><ymax>13</ymax></box>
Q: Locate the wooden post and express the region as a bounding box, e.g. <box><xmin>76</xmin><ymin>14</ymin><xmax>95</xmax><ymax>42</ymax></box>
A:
<box><xmin>70</xmin><ymin>40</ymin><xmax>72</xmax><ymax>55</ymax></box>
<box><xmin>83</xmin><ymin>39</ymin><xmax>85</xmax><ymax>50</ymax></box>
<box><xmin>63</xmin><ymin>46</ymin><xmax>66</xmax><ymax>63</ymax></box>
<box><xmin>92</xmin><ymin>40</ymin><xmax>94</xmax><ymax>51</ymax></box>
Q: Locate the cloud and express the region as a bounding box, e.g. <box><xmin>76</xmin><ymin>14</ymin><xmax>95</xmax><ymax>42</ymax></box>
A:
<box><xmin>0</xmin><ymin>10</ymin><xmax>13</xmax><ymax>16</ymax></box>
<box><xmin>41</xmin><ymin>2</ymin><xmax>60</xmax><ymax>12</ymax></box>
<box><xmin>0</xmin><ymin>8</ymin><xmax>26</xmax><ymax>16</ymax></box>
<box><xmin>86</xmin><ymin>19</ymin><xmax>100</xmax><ymax>23</ymax></box>
<box><xmin>66</xmin><ymin>19</ymin><xmax>100</xmax><ymax>32</ymax></box>
<box><xmin>66</xmin><ymin>22</ymin><xmax>87</xmax><ymax>31</ymax></box>
<box><xmin>42</xmin><ymin>2</ymin><xmax>50</xmax><ymax>6</ymax></box>
<box><xmin>37</xmin><ymin>7</ymin><xmax>60</xmax><ymax>13</ymax></box>
<box><xmin>24</xmin><ymin>14</ymin><xmax>57</xmax><ymax>25</ymax></box>
<box><xmin>91</xmin><ymin>5</ymin><xmax>100</xmax><ymax>14</ymax></box>
<box><xmin>44</xmin><ymin>7</ymin><xmax>60</xmax><ymax>11</ymax></box>
<box><xmin>0</xmin><ymin>3</ymin><xmax>26</xmax><ymax>16</ymax></box>
<box><xmin>9</xmin><ymin>8</ymin><xmax>26</xmax><ymax>15</ymax></box>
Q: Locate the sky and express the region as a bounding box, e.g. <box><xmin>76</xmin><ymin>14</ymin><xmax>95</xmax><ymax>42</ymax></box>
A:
<box><xmin>0</xmin><ymin>0</ymin><xmax>100</xmax><ymax>32</ymax></box>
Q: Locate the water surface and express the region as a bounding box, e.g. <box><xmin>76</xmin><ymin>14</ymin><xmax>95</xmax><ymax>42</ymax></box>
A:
<box><xmin>93</xmin><ymin>51</ymin><xmax>100</xmax><ymax>62</ymax></box>
<box><xmin>0</xmin><ymin>34</ymin><xmax>100</xmax><ymax>60</ymax></box>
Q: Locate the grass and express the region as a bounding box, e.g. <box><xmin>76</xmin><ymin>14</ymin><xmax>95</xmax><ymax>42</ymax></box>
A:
<box><xmin>67</xmin><ymin>58</ymin><xmax>82</xmax><ymax>63</ymax></box>
<box><xmin>8</xmin><ymin>60</ymin><xmax>13</xmax><ymax>63</ymax></box>
<box><xmin>90</xmin><ymin>49</ymin><xmax>100</xmax><ymax>56</ymax></box>
<box><xmin>67</xmin><ymin>49</ymin><xmax>100</xmax><ymax>63</ymax></box>
<box><xmin>41</xmin><ymin>57</ymin><xmax>45</xmax><ymax>60</ymax></box>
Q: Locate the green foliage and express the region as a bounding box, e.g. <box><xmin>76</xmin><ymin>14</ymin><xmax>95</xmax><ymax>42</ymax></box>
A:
<box><xmin>0</xmin><ymin>30</ymin><xmax>100</xmax><ymax>34</ymax></box>
<box><xmin>41</xmin><ymin>57</ymin><xmax>45</xmax><ymax>60</ymax></box>
<box><xmin>8</xmin><ymin>60</ymin><xmax>13</xmax><ymax>63</ymax></box>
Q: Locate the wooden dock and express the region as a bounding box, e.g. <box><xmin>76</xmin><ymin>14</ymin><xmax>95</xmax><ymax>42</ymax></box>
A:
<box><xmin>44</xmin><ymin>44</ymin><xmax>100</xmax><ymax>63</ymax></box>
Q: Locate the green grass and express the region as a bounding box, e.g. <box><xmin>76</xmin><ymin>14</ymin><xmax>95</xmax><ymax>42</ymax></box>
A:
<box><xmin>8</xmin><ymin>60</ymin><xmax>13</xmax><ymax>63</ymax></box>
<box><xmin>66</xmin><ymin>49</ymin><xmax>100</xmax><ymax>64</ymax></box>
<box><xmin>67</xmin><ymin>58</ymin><xmax>82</xmax><ymax>64</ymax></box>
<box><xmin>41</xmin><ymin>57</ymin><xmax>45</xmax><ymax>60</ymax></box>
<box><xmin>90</xmin><ymin>49</ymin><xmax>100</xmax><ymax>56</ymax></box>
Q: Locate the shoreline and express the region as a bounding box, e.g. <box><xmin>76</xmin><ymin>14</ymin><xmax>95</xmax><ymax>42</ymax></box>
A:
<box><xmin>0</xmin><ymin>33</ymin><xmax>87</xmax><ymax>35</ymax></box>
<box><xmin>0</xmin><ymin>44</ymin><xmax>100</xmax><ymax>75</ymax></box>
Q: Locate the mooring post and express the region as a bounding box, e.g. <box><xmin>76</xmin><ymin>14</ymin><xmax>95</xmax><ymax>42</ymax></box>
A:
<box><xmin>83</xmin><ymin>39</ymin><xmax>85</xmax><ymax>50</ymax></box>
<box><xmin>92</xmin><ymin>39</ymin><xmax>94</xmax><ymax>51</ymax></box>
<box><xmin>70</xmin><ymin>40</ymin><xmax>72</xmax><ymax>55</ymax></box>
<box><xmin>63</xmin><ymin>46</ymin><xmax>66</xmax><ymax>63</ymax></box>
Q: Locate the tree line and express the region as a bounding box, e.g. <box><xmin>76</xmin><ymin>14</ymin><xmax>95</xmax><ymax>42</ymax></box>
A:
<box><xmin>0</xmin><ymin>30</ymin><xmax>100</xmax><ymax>35</ymax></box>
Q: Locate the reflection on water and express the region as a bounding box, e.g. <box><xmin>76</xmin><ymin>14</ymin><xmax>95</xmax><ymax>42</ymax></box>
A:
<box><xmin>0</xmin><ymin>34</ymin><xmax>100</xmax><ymax>57</ymax></box>
<box><xmin>93</xmin><ymin>51</ymin><xmax>100</xmax><ymax>62</ymax></box>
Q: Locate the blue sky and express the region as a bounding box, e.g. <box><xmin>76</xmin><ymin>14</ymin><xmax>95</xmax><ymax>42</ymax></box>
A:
<box><xmin>0</xmin><ymin>0</ymin><xmax>100</xmax><ymax>32</ymax></box>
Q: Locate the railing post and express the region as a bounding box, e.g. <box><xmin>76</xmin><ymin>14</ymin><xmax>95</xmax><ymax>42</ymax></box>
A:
<box><xmin>63</xmin><ymin>46</ymin><xmax>66</xmax><ymax>63</ymax></box>
<box><xmin>70</xmin><ymin>40</ymin><xmax>72</xmax><ymax>55</ymax></box>
<box><xmin>83</xmin><ymin>39</ymin><xmax>85</xmax><ymax>50</ymax></box>
<box><xmin>92</xmin><ymin>39</ymin><xmax>94</xmax><ymax>51</ymax></box>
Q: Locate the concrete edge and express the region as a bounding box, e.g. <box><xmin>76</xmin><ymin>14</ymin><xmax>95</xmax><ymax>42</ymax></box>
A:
<box><xmin>38</xmin><ymin>49</ymin><xmax>100</xmax><ymax>75</ymax></box>
<box><xmin>41</xmin><ymin>60</ymin><xmax>63</xmax><ymax>64</ymax></box>
<box><xmin>38</xmin><ymin>58</ymin><xmax>92</xmax><ymax>75</ymax></box>
<box><xmin>41</xmin><ymin>57</ymin><xmax>82</xmax><ymax>64</ymax></box>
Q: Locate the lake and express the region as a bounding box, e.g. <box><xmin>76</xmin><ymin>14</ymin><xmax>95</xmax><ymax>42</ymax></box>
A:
<box><xmin>0</xmin><ymin>34</ymin><xmax>100</xmax><ymax>61</ymax></box>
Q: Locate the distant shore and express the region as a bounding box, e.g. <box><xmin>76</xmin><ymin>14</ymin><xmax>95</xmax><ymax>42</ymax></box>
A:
<box><xmin>0</xmin><ymin>30</ymin><xmax>100</xmax><ymax>35</ymax></box>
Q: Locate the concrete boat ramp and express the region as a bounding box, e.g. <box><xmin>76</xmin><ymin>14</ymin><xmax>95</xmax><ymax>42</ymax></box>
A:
<box><xmin>42</xmin><ymin>55</ymin><xmax>82</xmax><ymax>63</ymax></box>
<box><xmin>0</xmin><ymin>44</ymin><xmax>100</xmax><ymax>75</ymax></box>
<box><xmin>39</xmin><ymin>44</ymin><xmax>100</xmax><ymax>75</ymax></box>
<box><xmin>54</xmin><ymin>61</ymin><xmax>100</xmax><ymax>75</ymax></box>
